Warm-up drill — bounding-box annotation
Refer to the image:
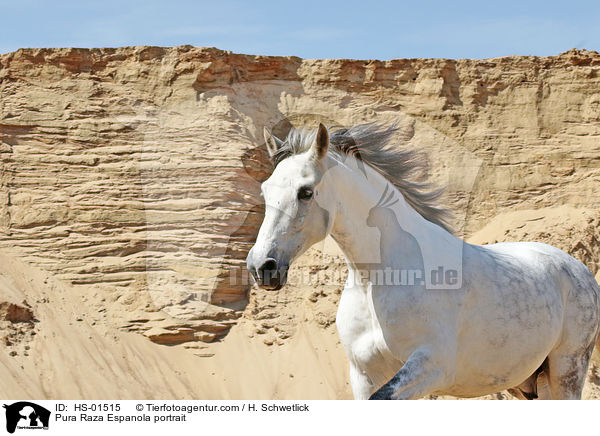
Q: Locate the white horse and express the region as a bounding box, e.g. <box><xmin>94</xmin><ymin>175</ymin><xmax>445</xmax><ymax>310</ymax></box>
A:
<box><xmin>246</xmin><ymin>123</ymin><xmax>600</xmax><ymax>399</ymax></box>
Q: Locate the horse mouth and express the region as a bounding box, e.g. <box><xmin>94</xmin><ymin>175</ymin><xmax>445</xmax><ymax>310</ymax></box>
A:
<box><xmin>261</xmin><ymin>283</ymin><xmax>284</xmax><ymax>291</ymax></box>
<box><xmin>257</xmin><ymin>273</ymin><xmax>287</xmax><ymax>291</ymax></box>
<box><xmin>255</xmin><ymin>270</ymin><xmax>287</xmax><ymax>291</ymax></box>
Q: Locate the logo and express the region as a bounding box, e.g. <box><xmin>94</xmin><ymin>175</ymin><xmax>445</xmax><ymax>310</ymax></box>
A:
<box><xmin>2</xmin><ymin>402</ymin><xmax>50</xmax><ymax>434</ymax></box>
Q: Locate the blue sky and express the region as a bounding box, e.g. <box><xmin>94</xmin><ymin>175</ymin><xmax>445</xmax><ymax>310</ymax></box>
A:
<box><xmin>1</xmin><ymin>0</ymin><xmax>599</xmax><ymax>59</ymax></box>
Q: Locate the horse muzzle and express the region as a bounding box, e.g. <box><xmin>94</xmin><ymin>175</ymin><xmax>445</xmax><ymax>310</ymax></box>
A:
<box><xmin>246</xmin><ymin>256</ymin><xmax>289</xmax><ymax>291</ymax></box>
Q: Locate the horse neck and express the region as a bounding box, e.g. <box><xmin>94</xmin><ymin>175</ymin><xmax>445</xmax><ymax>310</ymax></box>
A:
<box><xmin>326</xmin><ymin>154</ymin><xmax>455</xmax><ymax>281</ymax></box>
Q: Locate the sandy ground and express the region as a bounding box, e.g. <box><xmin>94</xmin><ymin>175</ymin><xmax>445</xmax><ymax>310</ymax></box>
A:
<box><xmin>1</xmin><ymin>251</ymin><xmax>352</xmax><ymax>399</ymax></box>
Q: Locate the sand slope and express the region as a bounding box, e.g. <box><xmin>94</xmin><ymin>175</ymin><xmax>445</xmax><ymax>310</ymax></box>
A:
<box><xmin>1</xmin><ymin>251</ymin><xmax>354</xmax><ymax>399</ymax></box>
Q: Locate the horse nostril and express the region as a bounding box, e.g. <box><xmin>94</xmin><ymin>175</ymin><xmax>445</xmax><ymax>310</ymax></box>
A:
<box><xmin>256</xmin><ymin>258</ymin><xmax>279</xmax><ymax>288</ymax></box>
<box><xmin>259</xmin><ymin>258</ymin><xmax>278</xmax><ymax>274</ymax></box>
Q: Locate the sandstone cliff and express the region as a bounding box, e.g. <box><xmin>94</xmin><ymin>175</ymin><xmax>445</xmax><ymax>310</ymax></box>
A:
<box><xmin>1</xmin><ymin>46</ymin><xmax>599</xmax><ymax>398</ymax></box>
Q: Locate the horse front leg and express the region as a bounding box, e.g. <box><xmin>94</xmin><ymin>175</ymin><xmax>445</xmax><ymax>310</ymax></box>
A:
<box><xmin>349</xmin><ymin>363</ymin><xmax>376</xmax><ymax>400</ymax></box>
<box><xmin>369</xmin><ymin>346</ymin><xmax>447</xmax><ymax>400</ymax></box>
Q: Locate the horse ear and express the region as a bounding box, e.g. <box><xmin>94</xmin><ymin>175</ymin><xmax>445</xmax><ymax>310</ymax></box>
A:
<box><xmin>264</xmin><ymin>127</ymin><xmax>281</xmax><ymax>158</ymax></box>
<box><xmin>312</xmin><ymin>123</ymin><xmax>329</xmax><ymax>160</ymax></box>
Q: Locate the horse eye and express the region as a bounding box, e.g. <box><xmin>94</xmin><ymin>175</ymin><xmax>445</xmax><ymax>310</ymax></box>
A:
<box><xmin>298</xmin><ymin>187</ymin><xmax>313</xmax><ymax>201</ymax></box>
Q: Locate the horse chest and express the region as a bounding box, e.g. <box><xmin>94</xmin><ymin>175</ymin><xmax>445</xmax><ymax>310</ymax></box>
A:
<box><xmin>336</xmin><ymin>285</ymin><xmax>393</xmax><ymax>370</ymax></box>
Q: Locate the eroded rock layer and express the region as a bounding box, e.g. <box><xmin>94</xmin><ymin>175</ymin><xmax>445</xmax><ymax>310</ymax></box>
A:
<box><xmin>1</xmin><ymin>46</ymin><xmax>600</xmax><ymax>345</ymax></box>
